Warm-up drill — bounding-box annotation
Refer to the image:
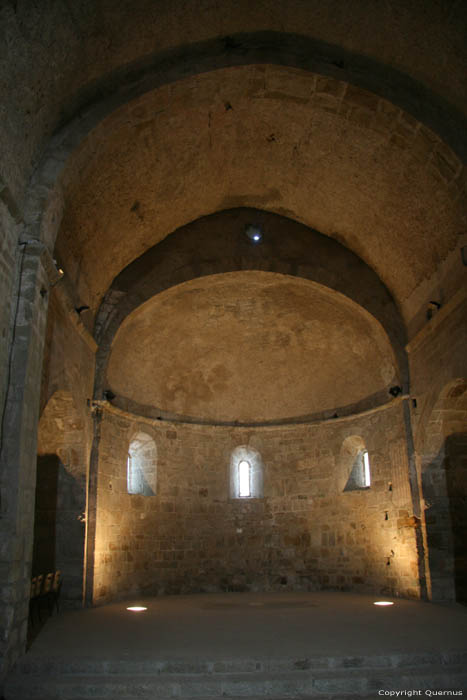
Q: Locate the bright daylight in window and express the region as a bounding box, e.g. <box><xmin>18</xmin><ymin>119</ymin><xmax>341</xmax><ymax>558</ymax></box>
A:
<box><xmin>363</xmin><ymin>450</ymin><xmax>371</xmax><ymax>487</ymax></box>
<box><xmin>238</xmin><ymin>459</ymin><xmax>251</xmax><ymax>497</ymax></box>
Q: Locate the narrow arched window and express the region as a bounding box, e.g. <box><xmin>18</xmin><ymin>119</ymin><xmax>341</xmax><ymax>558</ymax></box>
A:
<box><xmin>230</xmin><ymin>447</ymin><xmax>263</xmax><ymax>499</ymax></box>
<box><xmin>127</xmin><ymin>432</ymin><xmax>157</xmax><ymax>496</ymax></box>
<box><xmin>238</xmin><ymin>460</ymin><xmax>251</xmax><ymax>497</ymax></box>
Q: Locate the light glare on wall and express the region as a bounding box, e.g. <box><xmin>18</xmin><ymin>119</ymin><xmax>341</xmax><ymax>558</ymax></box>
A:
<box><xmin>127</xmin><ymin>606</ymin><xmax>147</xmax><ymax>612</ymax></box>
<box><xmin>373</xmin><ymin>601</ymin><xmax>394</xmax><ymax>606</ymax></box>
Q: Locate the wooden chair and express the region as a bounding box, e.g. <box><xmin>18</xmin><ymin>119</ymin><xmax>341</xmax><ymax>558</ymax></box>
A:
<box><xmin>49</xmin><ymin>570</ymin><xmax>62</xmax><ymax>614</ymax></box>
<box><xmin>42</xmin><ymin>572</ymin><xmax>55</xmax><ymax>613</ymax></box>
<box><xmin>29</xmin><ymin>574</ymin><xmax>43</xmax><ymax>624</ymax></box>
<box><xmin>29</xmin><ymin>571</ymin><xmax>63</xmax><ymax>625</ymax></box>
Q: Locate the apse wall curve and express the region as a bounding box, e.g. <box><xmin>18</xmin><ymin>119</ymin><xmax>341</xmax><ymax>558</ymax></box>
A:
<box><xmin>91</xmin><ymin>398</ymin><xmax>420</xmax><ymax>604</ymax></box>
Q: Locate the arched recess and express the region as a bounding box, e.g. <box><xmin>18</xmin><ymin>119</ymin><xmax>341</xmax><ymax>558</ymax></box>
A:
<box><xmin>93</xmin><ymin>208</ymin><xmax>408</xmax><ymax>404</ymax></box>
<box><xmin>4</xmin><ymin>22</ymin><xmax>463</xmax><ymax>616</ymax></box>
<box><xmin>0</xmin><ymin>12</ymin><xmax>464</xmax><ymax>686</ymax></box>
<box><xmin>36</xmin><ymin>390</ymin><xmax>87</xmax><ymax>607</ymax></box>
<box><xmin>419</xmin><ymin>378</ymin><xmax>467</xmax><ymax>603</ymax></box>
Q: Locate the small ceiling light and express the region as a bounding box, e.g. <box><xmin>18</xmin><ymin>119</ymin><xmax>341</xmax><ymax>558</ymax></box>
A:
<box><xmin>126</xmin><ymin>606</ymin><xmax>147</xmax><ymax>612</ymax></box>
<box><xmin>245</xmin><ymin>224</ymin><xmax>263</xmax><ymax>243</ymax></box>
<box><xmin>50</xmin><ymin>261</ymin><xmax>65</xmax><ymax>288</ymax></box>
<box><xmin>53</xmin><ymin>259</ymin><xmax>65</xmax><ymax>277</ymax></box>
<box><xmin>373</xmin><ymin>601</ymin><xmax>394</xmax><ymax>606</ymax></box>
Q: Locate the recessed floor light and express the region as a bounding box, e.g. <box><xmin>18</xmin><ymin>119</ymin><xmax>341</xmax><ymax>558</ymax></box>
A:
<box><xmin>126</xmin><ymin>606</ymin><xmax>147</xmax><ymax>612</ymax></box>
<box><xmin>373</xmin><ymin>601</ymin><xmax>394</xmax><ymax>606</ymax></box>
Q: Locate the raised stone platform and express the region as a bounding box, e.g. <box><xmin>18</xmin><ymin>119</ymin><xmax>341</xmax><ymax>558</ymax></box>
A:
<box><xmin>5</xmin><ymin>592</ymin><xmax>467</xmax><ymax>699</ymax></box>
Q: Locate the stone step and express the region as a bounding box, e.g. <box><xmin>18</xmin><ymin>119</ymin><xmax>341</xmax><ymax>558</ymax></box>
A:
<box><xmin>13</xmin><ymin>650</ymin><xmax>467</xmax><ymax>675</ymax></box>
<box><xmin>5</xmin><ymin>665</ymin><xmax>467</xmax><ymax>699</ymax></box>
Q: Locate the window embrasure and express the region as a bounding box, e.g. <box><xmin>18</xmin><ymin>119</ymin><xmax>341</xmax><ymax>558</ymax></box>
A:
<box><xmin>344</xmin><ymin>441</ymin><xmax>371</xmax><ymax>492</ymax></box>
<box><xmin>127</xmin><ymin>432</ymin><xmax>157</xmax><ymax>496</ymax></box>
<box><xmin>230</xmin><ymin>446</ymin><xmax>264</xmax><ymax>499</ymax></box>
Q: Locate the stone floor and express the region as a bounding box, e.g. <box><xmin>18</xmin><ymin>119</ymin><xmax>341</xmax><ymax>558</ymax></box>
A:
<box><xmin>6</xmin><ymin>591</ymin><xmax>467</xmax><ymax>699</ymax></box>
<box><xmin>25</xmin><ymin>590</ymin><xmax>467</xmax><ymax>658</ymax></box>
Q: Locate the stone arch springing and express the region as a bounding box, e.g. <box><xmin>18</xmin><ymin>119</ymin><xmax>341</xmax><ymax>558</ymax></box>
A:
<box><xmin>230</xmin><ymin>445</ymin><xmax>264</xmax><ymax>499</ymax></box>
<box><xmin>127</xmin><ymin>431</ymin><xmax>157</xmax><ymax>497</ymax></box>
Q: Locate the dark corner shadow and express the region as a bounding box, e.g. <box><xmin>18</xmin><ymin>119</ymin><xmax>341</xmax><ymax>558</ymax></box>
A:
<box><xmin>423</xmin><ymin>432</ymin><xmax>467</xmax><ymax>605</ymax></box>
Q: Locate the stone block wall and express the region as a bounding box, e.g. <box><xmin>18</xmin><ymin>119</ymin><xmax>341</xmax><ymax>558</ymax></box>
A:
<box><xmin>0</xmin><ymin>200</ymin><xmax>19</xmax><ymax>455</ymax></box>
<box><xmin>408</xmin><ymin>294</ymin><xmax>467</xmax><ymax>602</ymax></box>
<box><xmin>409</xmin><ymin>293</ymin><xmax>467</xmax><ymax>429</ymax></box>
<box><xmin>93</xmin><ymin>401</ymin><xmax>419</xmax><ymax>604</ymax></box>
<box><xmin>0</xmin><ymin>244</ymin><xmax>50</xmax><ymax>682</ymax></box>
<box><xmin>36</xmin><ymin>393</ymin><xmax>89</xmax><ymax>608</ymax></box>
<box><xmin>36</xmin><ymin>288</ymin><xmax>96</xmax><ymax>606</ymax></box>
<box><xmin>39</xmin><ymin>287</ymin><xmax>96</xmax><ymax>417</ymax></box>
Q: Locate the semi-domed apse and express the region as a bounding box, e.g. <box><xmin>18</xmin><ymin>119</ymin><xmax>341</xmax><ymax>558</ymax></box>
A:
<box><xmin>106</xmin><ymin>271</ymin><xmax>397</xmax><ymax>424</ymax></box>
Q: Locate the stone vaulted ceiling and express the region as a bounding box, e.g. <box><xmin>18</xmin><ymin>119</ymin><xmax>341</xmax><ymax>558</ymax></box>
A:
<box><xmin>2</xmin><ymin>1</ymin><xmax>467</xmax><ymax>203</ymax></box>
<box><xmin>56</xmin><ymin>64</ymin><xmax>465</xmax><ymax>323</ymax></box>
